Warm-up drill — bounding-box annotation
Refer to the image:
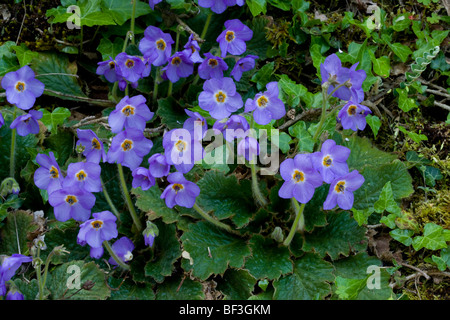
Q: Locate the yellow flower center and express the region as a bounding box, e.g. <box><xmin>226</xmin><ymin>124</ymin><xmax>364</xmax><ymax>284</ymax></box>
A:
<box><xmin>65</xmin><ymin>195</ymin><xmax>78</xmax><ymax>206</ymax></box>
<box><xmin>91</xmin><ymin>220</ymin><xmax>103</xmax><ymax>230</ymax></box>
<box><xmin>335</xmin><ymin>181</ymin><xmax>346</xmax><ymax>193</ymax></box>
<box><xmin>257</xmin><ymin>96</ymin><xmax>269</xmax><ymax>108</ymax></box>
<box><xmin>225</xmin><ymin>31</ymin><xmax>235</xmax><ymax>42</ymax></box>
<box><xmin>121</xmin><ymin>139</ymin><xmax>133</xmax><ymax>151</ymax></box>
<box><xmin>91</xmin><ymin>138</ymin><xmax>101</xmax><ymax>150</ymax></box>
<box><xmin>208</xmin><ymin>59</ymin><xmax>218</xmax><ymax>68</ymax></box>
<box><xmin>76</xmin><ymin>170</ymin><xmax>87</xmax><ymax>181</ymax></box>
<box><xmin>125</xmin><ymin>59</ymin><xmax>135</xmax><ymax>68</ymax></box>
<box><xmin>215</xmin><ymin>91</ymin><xmax>226</xmax><ymax>103</ymax></box>
<box><xmin>172</xmin><ymin>56</ymin><xmax>182</xmax><ymax>66</ymax></box>
<box><xmin>292</xmin><ymin>170</ymin><xmax>304</xmax><ymax>183</ymax></box>
<box><xmin>122</xmin><ymin>105</ymin><xmax>135</xmax><ymax>117</ymax></box>
<box><xmin>156</xmin><ymin>39</ymin><xmax>166</xmax><ymax>50</ymax></box>
<box><xmin>347</xmin><ymin>105</ymin><xmax>357</xmax><ymax>116</ymax></box>
<box><xmin>172</xmin><ymin>183</ymin><xmax>184</xmax><ymax>193</ymax></box>
<box><xmin>323</xmin><ymin>155</ymin><xmax>332</xmax><ymax>167</ymax></box>
<box><xmin>15</xmin><ymin>81</ymin><xmax>25</xmax><ymax>92</ymax></box>
<box><xmin>49</xmin><ymin>166</ymin><xmax>59</xmax><ymax>179</ymax></box>
<box><xmin>175</xmin><ymin>140</ymin><xmax>187</xmax><ymax>152</ymax></box>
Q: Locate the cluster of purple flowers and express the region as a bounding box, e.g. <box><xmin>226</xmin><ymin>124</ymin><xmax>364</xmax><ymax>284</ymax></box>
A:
<box><xmin>1</xmin><ymin>65</ymin><xmax>45</xmax><ymax>137</ymax></box>
<box><xmin>320</xmin><ymin>54</ymin><xmax>372</xmax><ymax>131</ymax></box>
<box><xmin>279</xmin><ymin>139</ymin><xmax>364</xmax><ymax>210</ymax></box>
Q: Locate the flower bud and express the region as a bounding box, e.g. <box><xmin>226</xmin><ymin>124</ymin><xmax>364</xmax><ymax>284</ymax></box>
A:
<box><xmin>142</xmin><ymin>220</ymin><xmax>159</xmax><ymax>248</ymax></box>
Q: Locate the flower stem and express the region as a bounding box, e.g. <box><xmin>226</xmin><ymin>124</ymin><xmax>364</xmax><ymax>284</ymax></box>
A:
<box><xmin>9</xmin><ymin>109</ymin><xmax>17</xmax><ymax>178</ymax></box>
<box><xmin>117</xmin><ymin>163</ymin><xmax>143</xmax><ymax>231</ymax></box>
<box><xmin>249</xmin><ymin>115</ymin><xmax>267</xmax><ymax>207</ymax></box>
<box><xmin>283</xmin><ymin>199</ymin><xmax>306</xmax><ymax>247</ymax></box>
<box><xmin>153</xmin><ymin>67</ymin><xmax>161</xmax><ymax>103</ymax></box>
<box><xmin>101</xmin><ymin>176</ymin><xmax>121</xmax><ymax>219</ymax></box>
<box><xmin>130</xmin><ymin>0</ymin><xmax>137</xmax><ymax>45</ymax></box>
<box><xmin>201</xmin><ymin>12</ymin><xmax>213</xmax><ymax>40</ymax></box>
<box><xmin>193</xmin><ymin>202</ymin><xmax>239</xmax><ymax>235</ymax></box>
<box><xmin>103</xmin><ymin>240</ymin><xmax>130</xmax><ymax>271</ymax></box>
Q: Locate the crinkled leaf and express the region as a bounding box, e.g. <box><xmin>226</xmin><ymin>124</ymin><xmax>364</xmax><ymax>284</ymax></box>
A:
<box><xmin>144</xmin><ymin>221</ymin><xmax>182</xmax><ymax>283</ymax></box>
<box><xmin>156</xmin><ymin>275</ymin><xmax>205</xmax><ymax>300</ymax></box>
<box><xmin>217</xmin><ymin>269</ymin><xmax>257</xmax><ymax>300</ymax></box>
<box><xmin>0</xmin><ymin>210</ymin><xmax>36</xmax><ymax>256</ymax></box>
<box><xmin>39</xmin><ymin>107</ymin><xmax>71</xmax><ymax>135</ymax></box>
<box><xmin>109</xmin><ymin>278</ymin><xmax>155</xmax><ymax>300</ymax></box>
<box><xmin>302</xmin><ymin>211</ymin><xmax>367</xmax><ymax>260</ymax></box>
<box><xmin>180</xmin><ymin>221</ymin><xmax>251</xmax><ymax>280</ymax></box>
<box><xmin>273</xmin><ymin>253</ymin><xmax>334</xmax><ymax>300</ymax></box>
<box><xmin>244</xmin><ymin>235</ymin><xmax>293</xmax><ymax>280</ymax></box>
<box><xmin>101</xmin><ymin>0</ymin><xmax>151</xmax><ymax>25</ymax></box>
<box><xmin>47</xmin><ymin>260</ymin><xmax>111</xmax><ymax>300</ymax></box>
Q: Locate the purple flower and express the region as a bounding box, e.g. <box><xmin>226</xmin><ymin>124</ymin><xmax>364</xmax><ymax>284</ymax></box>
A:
<box><xmin>115</xmin><ymin>52</ymin><xmax>146</xmax><ymax>83</ymax></box>
<box><xmin>108</xmin><ymin>237</ymin><xmax>135</xmax><ymax>266</ymax></box>
<box><xmin>161</xmin><ymin>51</ymin><xmax>194</xmax><ymax>83</ymax></box>
<box><xmin>230</xmin><ymin>55</ymin><xmax>258</xmax><ymax>81</ymax></box>
<box><xmin>323</xmin><ymin>170</ymin><xmax>365</xmax><ymax>210</ymax></box>
<box><xmin>198</xmin><ymin>0</ymin><xmax>241</xmax><ymax>13</ymax></box>
<box><xmin>198</xmin><ymin>53</ymin><xmax>228</xmax><ymax>80</ymax></box>
<box><xmin>10</xmin><ymin>110</ymin><xmax>42</xmax><ymax>136</ymax></box>
<box><xmin>149</xmin><ymin>0</ymin><xmax>162</xmax><ymax>10</ymax></box>
<box><xmin>212</xmin><ymin>114</ymin><xmax>249</xmax><ymax>142</ymax></box>
<box><xmin>6</xmin><ymin>288</ymin><xmax>24</xmax><ymax>300</ymax></box>
<box><xmin>143</xmin><ymin>220</ymin><xmax>159</xmax><ymax>248</ymax></box>
<box><xmin>139</xmin><ymin>26</ymin><xmax>174</xmax><ymax>67</ymax></box>
<box><xmin>0</xmin><ymin>112</ymin><xmax>4</xmax><ymax>128</ymax></box>
<box><xmin>311</xmin><ymin>139</ymin><xmax>350</xmax><ymax>184</ymax></box>
<box><xmin>34</xmin><ymin>151</ymin><xmax>63</xmax><ymax>195</ymax></box>
<box><xmin>244</xmin><ymin>81</ymin><xmax>285</xmax><ymax>125</ymax></box>
<box><xmin>48</xmin><ymin>187</ymin><xmax>96</xmax><ymax>222</ymax></box>
<box><xmin>62</xmin><ymin>161</ymin><xmax>102</xmax><ymax>193</ymax></box>
<box><xmin>348</xmin><ymin>63</ymin><xmax>366</xmax><ymax>103</ymax></box>
<box><xmin>131</xmin><ymin>167</ymin><xmax>155</xmax><ymax>190</ymax></box>
<box><xmin>237</xmin><ymin>136</ymin><xmax>259</xmax><ymax>161</ymax></box>
<box><xmin>108</xmin><ymin>95</ymin><xmax>154</xmax><ymax>133</ymax></box>
<box><xmin>337</xmin><ymin>101</ymin><xmax>372</xmax><ymax>131</ymax></box>
<box><xmin>320</xmin><ymin>54</ymin><xmax>351</xmax><ymax>100</ymax></box>
<box><xmin>96</xmin><ymin>57</ymin><xmax>119</xmax><ymax>83</ymax></box>
<box><xmin>163</xmin><ymin>128</ymin><xmax>204</xmax><ymax>173</ymax></box>
<box><xmin>148</xmin><ymin>153</ymin><xmax>171</xmax><ymax>178</ymax></box>
<box><xmin>183</xmin><ymin>109</ymin><xmax>208</xmax><ymax>140</ymax></box>
<box><xmin>198</xmin><ymin>77</ymin><xmax>243</xmax><ymax>120</ymax></box>
<box><xmin>216</xmin><ymin>19</ymin><xmax>253</xmax><ymax>58</ymax></box>
<box><xmin>161</xmin><ymin>172</ymin><xmax>200</xmax><ymax>208</ymax></box>
<box><xmin>77</xmin><ymin>211</ymin><xmax>118</xmax><ymax>258</ymax></box>
<box><xmin>278</xmin><ymin>154</ymin><xmax>323</xmax><ymax>204</ymax></box>
<box><xmin>0</xmin><ymin>254</ymin><xmax>32</xmax><ymax>296</ymax></box>
<box><xmin>1</xmin><ymin>65</ymin><xmax>45</xmax><ymax>110</ymax></box>
<box><xmin>76</xmin><ymin>129</ymin><xmax>107</xmax><ymax>164</ymax></box>
<box><xmin>183</xmin><ymin>34</ymin><xmax>203</xmax><ymax>63</ymax></box>
<box><xmin>107</xmin><ymin>128</ymin><xmax>153</xmax><ymax>170</ymax></box>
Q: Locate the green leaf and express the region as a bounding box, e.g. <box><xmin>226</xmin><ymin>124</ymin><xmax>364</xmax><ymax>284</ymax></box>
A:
<box><xmin>396</xmin><ymin>88</ymin><xmax>417</xmax><ymax>112</ymax></box>
<box><xmin>335</xmin><ymin>276</ymin><xmax>367</xmax><ymax>300</ymax></box>
<box><xmin>11</xmin><ymin>43</ymin><xmax>39</xmax><ymax>67</ymax></box>
<box><xmin>390</xmin><ymin>229</ymin><xmax>414</xmax><ymax>246</ymax></box>
<box><xmin>47</xmin><ymin>261</ymin><xmax>111</xmax><ymax>300</ymax></box>
<box><xmin>46</xmin><ymin>0</ymin><xmax>116</xmax><ymax>27</ymax></box>
<box><xmin>180</xmin><ymin>221</ymin><xmax>251</xmax><ymax>280</ymax></box>
<box><xmin>351</xmin><ymin>207</ymin><xmax>375</xmax><ymax>226</ymax></box>
<box><xmin>30</xmin><ymin>52</ymin><xmax>87</xmax><ymax>100</ymax></box>
<box><xmin>109</xmin><ymin>279</ymin><xmax>155</xmax><ymax>300</ymax></box>
<box><xmin>392</xmin><ymin>14</ymin><xmax>411</xmax><ymax>32</ymax></box>
<box><xmin>144</xmin><ymin>221</ymin><xmax>182</xmax><ymax>283</ymax></box>
<box><xmin>288</xmin><ymin>121</ymin><xmax>314</xmax><ymax>153</ymax></box>
<box><xmin>373</xmin><ymin>181</ymin><xmax>402</xmax><ymax>215</ymax></box>
<box><xmin>97</xmin><ymin>37</ymin><xmax>125</xmax><ymax>60</ymax></box>
<box><xmin>431</xmin><ymin>247</ymin><xmax>450</xmax><ymax>271</ymax></box>
<box><xmin>302</xmin><ymin>211</ymin><xmax>367</xmax><ymax>260</ymax></box>
<box><xmin>244</xmin><ymin>235</ymin><xmax>293</xmax><ymax>280</ymax></box>
<box><xmin>39</xmin><ymin>107</ymin><xmax>71</xmax><ymax>135</ymax></box>
<box><xmin>277</xmin><ymin>74</ymin><xmax>313</xmax><ymax>108</ymax></box>
<box><xmin>412</xmin><ymin>222</ymin><xmax>449</xmax><ymax>251</ymax></box>
<box><xmin>156</xmin><ymin>96</ymin><xmax>188</xmax><ymax>130</ymax></box>
<box><xmin>381</xmin><ymin>35</ymin><xmax>412</xmax><ymax>63</ymax></box>
<box><xmin>310</xmin><ymin>43</ymin><xmax>326</xmax><ymax>78</ymax></box>
<box><xmin>273</xmin><ymin>253</ymin><xmax>334</xmax><ymax>300</ymax></box>
<box><xmin>101</xmin><ymin>0</ymin><xmax>151</xmax><ymax>25</ymax></box>
<box><xmin>193</xmin><ymin>170</ymin><xmax>258</xmax><ymax>228</ymax></box>
<box><xmin>132</xmin><ymin>185</ymin><xmax>180</xmax><ymax>224</ymax></box>
<box><xmin>397</xmin><ymin>125</ymin><xmax>427</xmax><ymax>143</ymax></box>
<box><xmin>246</xmin><ymin>0</ymin><xmax>267</xmax><ymax>16</ymax></box>
<box><xmin>371</xmin><ymin>55</ymin><xmax>390</xmax><ymax>78</ymax></box>
<box><xmin>365</xmin><ymin>114</ymin><xmax>381</xmax><ymax>139</ymax></box>
<box><xmin>417</xmin><ymin>165</ymin><xmax>443</xmax><ymax>187</ymax></box>
<box><xmin>0</xmin><ymin>211</ymin><xmax>36</xmax><ymax>255</ymax></box>
<box><xmin>156</xmin><ymin>275</ymin><xmax>205</xmax><ymax>300</ymax></box>
<box><xmin>216</xmin><ymin>269</ymin><xmax>257</xmax><ymax>300</ymax></box>
<box><xmin>250</xmin><ymin>61</ymin><xmax>274</xmax><ymax>91</ymax></box>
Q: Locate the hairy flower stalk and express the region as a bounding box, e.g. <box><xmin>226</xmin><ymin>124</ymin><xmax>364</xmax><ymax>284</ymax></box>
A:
<box><xmin>192</xmin><ymin>202</ymin><xmax>240</xmax><ymax>235</ymax></box>
<box><xmin>117</xmin><ymin>163</ymin><xmax>143</xmax><ymax>232</ymax></box>
<box><xmin>103</xmin><ymin>240</ymin><xmax>130</xmax><ymax>271</ymax></box>
<box><xmin>283</xmin><ymin>200</ymin><xmax>306</xmax><ymax>247</ymax></box>
<box><xmin>249</xmin><ymin>117</ymin><xmax>267</xmax><ymax>207</ymax></box>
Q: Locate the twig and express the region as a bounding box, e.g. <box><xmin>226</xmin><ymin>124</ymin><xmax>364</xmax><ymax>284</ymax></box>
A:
<box><xmin>400</xmin><ymin>262</ymin><xmax>430</xmax><ymax>280</ymax></box>
<box><xmin>43</xmin><ymin>89</ymin><xmax>116</xmax><ymax>107</ymax></box>
<box><xmin>16</xmin><ymin>0</ymin><xmax>27</xmax><ymax>44</ymax></box>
